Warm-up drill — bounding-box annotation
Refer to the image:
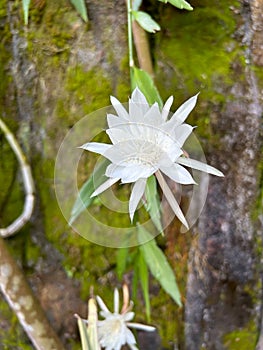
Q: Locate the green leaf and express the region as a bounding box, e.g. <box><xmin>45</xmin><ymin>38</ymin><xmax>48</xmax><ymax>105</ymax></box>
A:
<box><xmin>116</xmin><ymin>247</ymin><xmax>129</xmax><ymax>280</ymax></box>
<box><xmin>158</xmin><ymin>0</ymin><xmax>193</xmax><ymax>11</ymax></box>
<box><xmin>138</xmin><ymin>250</ymin><xmax>151</xmax><ymax>321</ymax></box>
<box><xmin>132</xmin><ymin>250</ymin><xmax>140</xmax><ymax>301</ymax></box>
<box><xmin>132</xmin><ymin>11</ymin><xmax>160</xmax><ymax>33</ymax></box>
<box><xmin>69</xmin><ymin>159</ymin><xmax>109</xmax><ymax>225</ymax></box>
<box><xmin>168</xmin><ymin>0</ymin><xmax>193</xmax><ymax>10</ymax></box>
<box><xmin>144</xmin><ymin>175</ymin><xmax>163</xmax><ymax>235</ymax></box>
<box><xmin>77</xmin><ymin>317</ymin><xmax>91</xmax><ymax>350</ymax></box>
<box><xmin>131</xmin><ymin>67</ymin><xmax>163</xmax><ymax>108</ymax></box>
<box><xmin>76</xmin><ymin>297</ymin><xmax>100</xmax><ymax>350</ymax></box>
<box><xmin>70</xmin><ymin>0</ymin><xmax>88</xmax><ymax>22</ymax></box>
<box><xmin>138</xmin><ymin>226</ymin><xmax>182</xmax><ymax>306</ymax></box>
<box><xmin>22</xmin><ymin>0</ymin><xmax>31</xmax><ymax>25</ymax></box>
<box><xmin>132</xmin><ymin>0</ymin><xmax>143</xmax><ymax>11</ymax></box>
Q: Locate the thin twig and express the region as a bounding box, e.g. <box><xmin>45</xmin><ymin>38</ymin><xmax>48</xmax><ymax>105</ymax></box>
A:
<box><xmin>0</xmin><ymin>118</ymin><xmax>35</xmax><ymax>237</ymax></box>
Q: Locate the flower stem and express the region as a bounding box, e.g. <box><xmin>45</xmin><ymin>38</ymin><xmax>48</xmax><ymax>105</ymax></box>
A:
<box><xmin>127</xmin><ymin>0</ymin><xmax>135</xmax><ymax>88</ymax></box>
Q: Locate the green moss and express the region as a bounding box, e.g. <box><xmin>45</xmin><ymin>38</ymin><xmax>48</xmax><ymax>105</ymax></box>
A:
<box><xmin>156</xmin><ymin>0</ymin><xmax>243</xmax><ymax>141</ymax></box>
<box><xmin>0</xmin><ymin>299</ymin><xmax>32</xmax><ymax>349</ymax></box>
<box><xmin>54</xmin><ymin>65</ymin><xmax>112</xmax><ymax>125</ymax></box>
<box><xmin>223</xmin><ymin>321</ymin><xmax>257</xmax><ymax>349</ymax></box>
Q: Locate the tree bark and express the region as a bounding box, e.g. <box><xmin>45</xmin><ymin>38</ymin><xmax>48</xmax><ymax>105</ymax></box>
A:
<box><xmin>183</xmin><ymin>1</ymin><xmax>263</xmax><ymax>349</ymax></box>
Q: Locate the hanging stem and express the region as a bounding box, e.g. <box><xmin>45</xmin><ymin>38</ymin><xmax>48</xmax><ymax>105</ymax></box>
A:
<box><xmin>0</xmin><ymin>118</ymin><xmax>35</xmax><ymax>237</ymax></box>
<box><xmin>127</xmin><ymin>0</ymin><xmax>135</xmax><ymax>88</ymax></box>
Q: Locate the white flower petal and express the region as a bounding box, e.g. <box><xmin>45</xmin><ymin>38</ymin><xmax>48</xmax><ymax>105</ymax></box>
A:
<box><xmin>160</xmin><ymin>163</ymin><xmax>196</xmax><ymax>185</ymax></box>
<box><xmin>106</xmin><ymin>164</ymin><xmax>125</xmax><ymax>178</ymax></box>
<box><xmin>79</xmin><ymin>142</ymin><xmax>111</xmax><ymax>155</ymax></box>
<box><xmin>162</xmin><ymin>95</ymin><xmax>173</xmax><ymax>121</ymax></box>
<box><xmin>106</xmin><ymin>162</ymin><xmax>155</xmax><ymax>183</ymax></box>
<box><xmin>106</xmin><ymin>128</ymin><xmax>132</xmax><ymax>144</ymax></box>
<box><xmin>127</xmin><ymin>322</ymin><xmax>155</xmax><ymax>332</ymax></box>
<box><xmin>129</xmin><ymin>178</ymin><xmax>147</xmax><ymax>221</ymax></box>
<box><xmin>120</xmin><ymin>165</ymin><xmax>155</xmax><ymax>183</ymax></box>
<box><xmin>123</xmin><ymin>312</ymin><xmax>135</xmax><ymax>322</ymax></box>
<box><xmin>129</xmin><ymin>98</ymin><xmax>143</xmax><ymax>121</ymax></box>
<box><xmin>91</xmin><ymin>177</ymin><xmax>120</xmax><ymax>197</ymax></box>
<box><xmin>114</xmin><ymin>288</ymin><xmax>119</xmax><ymax>314</ymax></box>
<box><xmin>96</xmin><ymin>295</ymin><xmax>110</xmax><ymax>314</ymax></box>
<box><xmin>159</xmin><ymin>143</ymin><xmax>183</xmax><ymax>162</ymax></box>
<box><xmin>107</xmin><ymin>113</ymin><xmax>126</xmax><ymax>128</ymax></box>
<box><xmin>131</xmin><ymin>87</ymin><xmax>149</xmax><ymax>114</ymax></box>
<box><xmin>125</xmin><ymin>327</ymin><xmax>137</xmax><ymax>344</ymax></box>
<box><xmin>128</xmin><ymin>344</ymin><xmax>139</xmax><ymax>350</ymax></box>
<box><xmin>110</xmin><ymin>95</ymin><xmax>130</xmax><ymax>119</ymax></box>
<box><xmin>173</xmin><ymin>124</ymin><xmax>194</xmax><ymax>147</ymax></box>
<box><xmin>103</xmin><ymin>144</ymin><xmax>129</xmax><ymax>164</ymax></box>
<box><xmin>155</xmin><ymin>170</ymin><xmax>189</xmax><ymax>229</ymax></box>
<box><xmin>169</xmin><ymin>93</ymin><xmax>199</xmax><ymax>126</ymax></box>
<box><xmin>177</xmin><ymin>157</ymin><xmax>224</xmax><ymax>177</ymax></box>
<box><xmin>143</xmin><ymin>102</ymin><xmax>162</xmax><ymax>125</ymax></box>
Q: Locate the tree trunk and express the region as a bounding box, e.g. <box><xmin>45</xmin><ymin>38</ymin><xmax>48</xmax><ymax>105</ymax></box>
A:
<box><xmin>155</xmin><ymin>1</ymin><xmax>263</xmax><ymax>349</ymax></box>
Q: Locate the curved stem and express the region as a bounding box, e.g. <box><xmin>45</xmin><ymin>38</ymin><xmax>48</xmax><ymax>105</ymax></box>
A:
<box><xmin>0</xmin><ymin>118</ymin><xmax>35</xmax><ymax>237</ymax></box>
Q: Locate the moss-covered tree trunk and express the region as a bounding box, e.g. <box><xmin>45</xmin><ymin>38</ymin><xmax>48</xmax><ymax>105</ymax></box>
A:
<box><xmin>156</xmin><ymin>1</ymin><xmax>263</xmax><ymax>349</ymax></box>
<box><xmin>0</xmin><ymin>0</ymin><xmax>262</xmax><ymax>349</ymax></box>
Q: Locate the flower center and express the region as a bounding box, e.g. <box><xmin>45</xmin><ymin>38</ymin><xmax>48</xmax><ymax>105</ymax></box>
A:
<box><xmin>125</xmin><ymin>140</ymin><xmax>163</xmax><ymax>167</ymax></box>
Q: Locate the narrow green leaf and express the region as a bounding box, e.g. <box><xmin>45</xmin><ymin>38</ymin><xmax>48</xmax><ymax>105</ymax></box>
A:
<box><xmin>22</xmin><ymin>0</ymin><xmax>31</xmax><ymax>25</ymax></box>
<box><xmin>132</xmin><ymin>11</ymin><xmax>160</xmax><ymax>33</ymax></box>
<box><xmin>69</xmin><ymin>159</ymin><xmax>109</xmax><ymax>224</ymax></box>
<box><xmin>116</xmin><ymin>247</ymin><xmax>129</xmax><ymax>280</ymax></box>
<box><xmin>132</xmin><ymin>250</ymin><xmax>140</xmax><ymax>301</ymax></box>
<box><xmin>131</xmin><ymin>66</ymin><xmax>163</xmax><ymax>108</ymax></box>
<box><xmin>144</xmin><ymin>175</ymin><xmax>163</xmax><ymax>235</ymax></box>
<box><xmin>77</xmin><ymin>316</ymin><xmax>91</xmax><ymax>350</ymax></box>
<box><xmin>138</xmin><ymin>250</ymin><xmax>151</xmax><ymax>321</ymax></box>
<box><xmin>138</xmin><ymin>226</ymin><xmax>182</xmax><ymax>307</ymax></box>
<box><xmin>70</xmin><ymin>0</ymin><xmax>88</xmax><ymax>22</ymax></box>
<box><xmin>158</xmin><ymin>0</ymin><xmax>193</xmax><ymax>11</ymax></box>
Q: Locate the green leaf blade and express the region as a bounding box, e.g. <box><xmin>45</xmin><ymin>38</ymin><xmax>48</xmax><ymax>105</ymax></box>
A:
<box><xmin>70</xmin><ymin>0</ymin><xmax>89</xmax><ymax>22</ymax></box>
<box><xmin>77</xmin><ymin>317</ymin><xmax>91</xmax><ymax>350</ymax></box>
<box><xmin>131</xmin><ymin>67</ymin><xmax>163</xmax><ymax>108</ymax></box>
<box><xmin>145</xmin><ymin>175</ymin><xmax>163</xmax><ymax>235</ymax></box>
<box><xmin>158</xmin><ymin>0</ymin><xmax>193</xmax><ymax>11</ymax></box>
<box><xmin>132</xmin><ymin>11</ymin><xmax>160</xmax><ymax>33</ymax></box>
<box><xmin>69</xmin><ymin>159</ymin><xmax>109</xmax><ymax>225</ymax></box>
<box><xmin>116</xmin><ymin>247</ymin><xmax>129</xmax><ymax>281</ymax></box>
<box><xmin>139</xmin><ymin>250</ymin><xmax>151</xmax><ymax>321</ymax></box>
<box><xmin>138</xmin><ymin>226</ymin><xmax>182</xmax><ymax>307</ymax></box>
<box><xmin>22</xmin><ymin>0</ymin><xmax>31</xmax><ymax>25</ymax></box>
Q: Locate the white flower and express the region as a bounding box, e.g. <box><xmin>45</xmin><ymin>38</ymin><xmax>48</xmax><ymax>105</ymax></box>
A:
<box><xmin>96</xmin><ymin>286</ymin><xmax>155</xmax><ymax>350</ymax></box>
<box><xmin>80</xmin><ymin>88</ymin><xmax>223</xmax><ymax>228</ymax></box>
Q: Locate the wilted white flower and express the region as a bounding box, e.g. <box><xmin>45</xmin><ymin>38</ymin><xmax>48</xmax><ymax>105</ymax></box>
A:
<box><xmin>96</xmin><ymin>285</ymin><xmax>155</xmax><ymax>350</ymax></box>
<box><xmin>80</xmin><ymin>88</ymin><xmax>223</xmax><ymax>228</ymax></box>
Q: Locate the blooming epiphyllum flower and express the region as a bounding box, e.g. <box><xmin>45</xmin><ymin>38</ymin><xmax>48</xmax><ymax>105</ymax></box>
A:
<box><xmin>96</xmin><ymin>285</ymin><xmax>155</xmax><ymax>350</ymax></box>
<box><xmin>80</xmin><ymin>87</ymin><xmax>224</xmax><ymax>229</ymax></box>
